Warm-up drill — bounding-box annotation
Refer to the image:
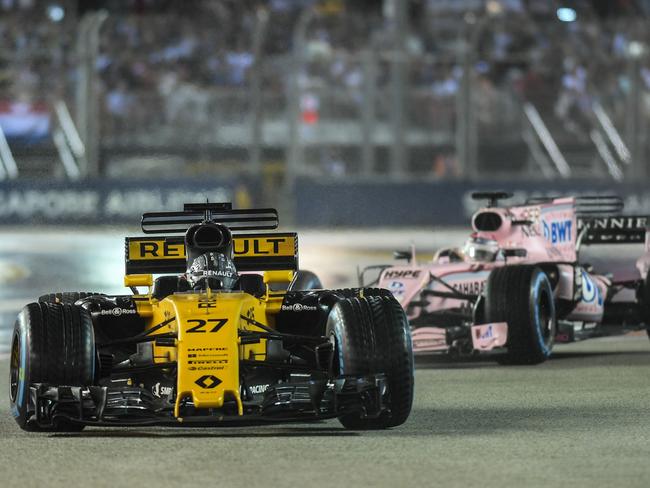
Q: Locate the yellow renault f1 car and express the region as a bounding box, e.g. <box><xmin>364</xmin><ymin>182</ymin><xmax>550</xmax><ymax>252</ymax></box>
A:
<box><xmin>9</xmin><ymin>203</ymin><xmax>413</xmax><ymax>431</ymax></box>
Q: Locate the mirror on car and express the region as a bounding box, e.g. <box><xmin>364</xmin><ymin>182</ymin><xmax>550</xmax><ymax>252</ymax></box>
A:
<box><xmin>503</xmin><ymin>248</ymin><xmax>528</xmax><ymax>258</ymax></box>
<box><xmin>393</xmin><ymin>250</ymin><xmax>413</xmax><ymax>262</ymax></box>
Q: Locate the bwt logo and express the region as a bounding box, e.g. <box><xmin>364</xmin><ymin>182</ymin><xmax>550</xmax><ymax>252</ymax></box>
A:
<box><xmin>543</xmin><ymin>219</ymin><xmax>572</xmax><ymax>244</ymax></box>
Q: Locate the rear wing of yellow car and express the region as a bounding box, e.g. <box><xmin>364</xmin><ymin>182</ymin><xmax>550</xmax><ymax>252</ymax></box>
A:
<box><xmin>140</xmin><ymin>202</ymin><xmax>279</xmax><ymax>234</ymax></box>
<box><xmin>125</xmin><ymin>202</ymin><xmax>298</xmax><ymax>274</ymax></box>
<box><xmin>125</xmin><ymin>233</ymin><xmax>298</xmax><ymax>274</ymax></box>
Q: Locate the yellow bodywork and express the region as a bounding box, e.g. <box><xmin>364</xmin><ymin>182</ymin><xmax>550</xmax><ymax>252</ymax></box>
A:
<box><xmin>131</xmin><ymin>273</ymin><xmax>288</xmax><ymax>420</ymax></box>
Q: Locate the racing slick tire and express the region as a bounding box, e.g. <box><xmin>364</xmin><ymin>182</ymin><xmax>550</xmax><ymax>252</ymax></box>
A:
<box><xmin>288</xmin><ymin>270</ymin><xmax>323</xmax><ymax>291</ymax></box>
<box><xmin>332</xmin><ymin>288</ymin><xmax>394</xmax><ymax>299</ymax></box>
<box><xmin>38</xmin><ymin>291</ymin><xmax>102</xmax><ymax>304</ymax></box>
<box><xmin>10</xmin><ymin>302</ymin><xmax>95</xmax><ymax>431</ymax></box>
<box><xmin>327</xmin><ymin>294</ymin><xmax>413</xmax><ymax>429</ymax></box>
<box><xmin>485</xmin><ymin>265</ymin><xmax>556</xmax><ymax>365</ymax></box>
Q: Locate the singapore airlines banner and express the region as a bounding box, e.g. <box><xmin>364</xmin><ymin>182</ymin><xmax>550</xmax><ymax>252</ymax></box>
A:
<box><xmin>0</xmin><ymin>179</ymin><xmax>253</xmax><ymax>224</ymax></box>
<box><xmin>2</xmin><ymin>178</ymin><xmax>649</xmax><ymax>227</ymax></box>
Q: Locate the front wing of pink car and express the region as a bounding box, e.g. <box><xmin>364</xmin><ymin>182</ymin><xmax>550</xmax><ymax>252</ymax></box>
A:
<box><xmin>411</xmin><ymin>322</ymin><xmax>508</xmax><ymax>354</ymax></box>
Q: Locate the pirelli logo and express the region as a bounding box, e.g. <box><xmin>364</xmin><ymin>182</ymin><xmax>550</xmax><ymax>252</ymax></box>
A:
<box><xmin>128</xmin><ymin>235</ymin><xmax>296</xmax><ymax>260</ymax></box>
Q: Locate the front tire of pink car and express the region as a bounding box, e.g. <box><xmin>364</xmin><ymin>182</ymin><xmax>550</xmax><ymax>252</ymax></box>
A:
<box><xmin>485</xmin><ymin>265</ymin><xmax>556</xmax><ymax>365</ymax></box>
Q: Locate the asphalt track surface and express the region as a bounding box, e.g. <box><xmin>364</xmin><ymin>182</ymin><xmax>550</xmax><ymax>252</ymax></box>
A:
<box><xmin>1</xmin><ymin>229</ymin><xmax>649</xmax><ymax>487</ymax></box>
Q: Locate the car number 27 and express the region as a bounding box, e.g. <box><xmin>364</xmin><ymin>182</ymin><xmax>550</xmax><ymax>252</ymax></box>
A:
<box><xmin>186</xmin><ymin>318</ymin><xmax>228</xmax><ymax>333</ymax></box>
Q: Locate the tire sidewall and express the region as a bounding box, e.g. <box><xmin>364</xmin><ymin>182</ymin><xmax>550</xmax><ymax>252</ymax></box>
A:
<box><xmin>326</xmin><ymin>296</ymin><xmax>413</xmax><ymax>428</ymax></box>
<box><xmin>10</xmin><ymin>309</ymin><xmax>34</xmax><ymax>428</ymax></box>
<box><xmin>9</xmin><ymin>303</ymin><xmax>96</xmax><ymax>431</ymax></box>
<box><xmin>325</xmin><ymin>300</ymin><xmax>357</xmax><ymax>376</ymax></box>
<box><xmin>529</xmin><ymin>269</ymin><xmax>556</xmax><ymax>358</ymax></box>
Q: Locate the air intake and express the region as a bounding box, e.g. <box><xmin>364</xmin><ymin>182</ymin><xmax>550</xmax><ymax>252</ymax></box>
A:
<box><xmin>473</xmin><ymin>212</ymin><xmax>503</xmax><ymax>232</ymax></box>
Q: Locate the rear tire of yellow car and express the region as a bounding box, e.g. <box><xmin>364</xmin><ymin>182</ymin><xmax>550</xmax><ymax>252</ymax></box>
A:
<box><xmin>332</xmin><ymin>288</ymin><xmax>394</xmax><ymax>299</ymax></box>
<box><xmin>38</xmin><ymin>292</ymin><xmax>102</xmax><ymax>304</ymax></box>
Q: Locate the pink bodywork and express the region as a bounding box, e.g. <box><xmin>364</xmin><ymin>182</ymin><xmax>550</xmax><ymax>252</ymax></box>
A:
<box><xmin>636</xmin><ymin>230</ymin><xmax>650</xmax><ymax>282</ymax></box>
<box><xmin>378</xmin><ymin>197</ymin><xmax>631</xmax><ymax>354</ymax></box>
<box><xmin>411</xmin><ymin>323</ymin><xmax>508</xmax><ymax>354</ymax></box>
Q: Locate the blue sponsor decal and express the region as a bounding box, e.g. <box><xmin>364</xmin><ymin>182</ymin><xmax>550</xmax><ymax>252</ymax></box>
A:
<box><xmin>388</xmin><ymin>281</ymin><xmax>405</xmax><ymax>296</ymax></box>
<box><xmin>581</xmin><ymin>271</ymin><xmax>603</xmax><ymax>306</ymax></box>
<box><xmin>543</xmin><ymin>219</ymin><xmax>572</xmax><ymax>244</ymax></box>
<box><xmin>479</xmin><ymin>325</ymin><xmax>493</xmax><ymax>340</ymax></box>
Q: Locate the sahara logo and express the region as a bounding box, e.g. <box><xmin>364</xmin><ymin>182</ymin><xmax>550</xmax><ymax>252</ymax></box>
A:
<box><xmin>453</xmin><ymin>280</ymin><xmax>485</xmax><ymax>295</ymax></box>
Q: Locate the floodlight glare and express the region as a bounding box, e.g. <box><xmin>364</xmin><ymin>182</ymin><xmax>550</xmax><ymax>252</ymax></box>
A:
<box><xmin>47</xmin><ymin>5</ymin><xmax>65</xmax><ymax>23</ymax></box>
<box><xmin>556</xmin><ymin>7</ymin><xmax>577</xmax><ymax>22</ymax></box>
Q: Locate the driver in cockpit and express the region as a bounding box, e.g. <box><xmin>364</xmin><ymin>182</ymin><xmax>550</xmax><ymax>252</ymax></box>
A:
<box><xmin>434</xmin><ymin>234</ymin><xmax>503</xmax><ymax>264</ymax></box>
<box><xmin>186</xmin><ymin>251</ymin><xmax>238</xmax><ymax>291</ymax></box>
<box><xmin>461</xmin><ymin>234</ymin><xmax>502</xmax><ymax>262</ymax></box>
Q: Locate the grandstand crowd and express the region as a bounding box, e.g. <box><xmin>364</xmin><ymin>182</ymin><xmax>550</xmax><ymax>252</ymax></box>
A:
<box><xmin>0</xmin><ymin>0</ymin><xmax>649</xmax><ymax>146</ymax></box>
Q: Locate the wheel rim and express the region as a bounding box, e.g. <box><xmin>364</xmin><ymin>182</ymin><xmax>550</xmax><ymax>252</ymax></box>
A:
<box><xmin>538</xmin><ymin>289</ymin><xmax>553</xmax><ymax>344</ymax></box>
<box><xmin>9</xmin><ymin>332</ymin><xmax>20</xmax><ymax>403</ymax></box>
<box><xmin>328</xmin><ymin>331</ymin><xmax>341</xmax><ymax>376</ymax></box>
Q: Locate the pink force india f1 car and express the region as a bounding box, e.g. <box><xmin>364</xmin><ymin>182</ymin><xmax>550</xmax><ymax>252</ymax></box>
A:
<box><xmin>359</xmin><ymin>192</ymin><xmax>650</xmax><ymax>364</ymax></box>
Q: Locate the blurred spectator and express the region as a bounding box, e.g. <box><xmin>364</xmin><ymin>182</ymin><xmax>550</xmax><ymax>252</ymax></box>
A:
<box><xmin>0</xmin><ymin>0</ymin><xmax>648</xmax><ymax>159</ymax></box>
<box><xmin>225</xmin><ymin>43</ymin><xmax>254</xmax><ymax>86</ymax></box>
<box><xmin>104</xmin><ymin>81</ymin><xmax>134</xmax><ymax>136</ymax></box>
<box><xmin>555</xmin><ymin>62</ymin><xmax>592</xmax><ymax>139</ymax></box>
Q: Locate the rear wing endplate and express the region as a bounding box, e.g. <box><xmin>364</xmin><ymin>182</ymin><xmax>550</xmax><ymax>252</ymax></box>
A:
<box><xmin>125</xmin><ymin>233</ymin><xmax>298</xmax><ymax>274</ymax></box>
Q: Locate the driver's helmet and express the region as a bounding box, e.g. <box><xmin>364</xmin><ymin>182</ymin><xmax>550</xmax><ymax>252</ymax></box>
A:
<box><xmin>187</xmin><ymin>252</ymin><xmax>238</xmax><ymax>290</ymax></box>
<box><xmin>462</xmin><ymin>235</ymin><xmax>500</xmax><ymax>262</ymax></box>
